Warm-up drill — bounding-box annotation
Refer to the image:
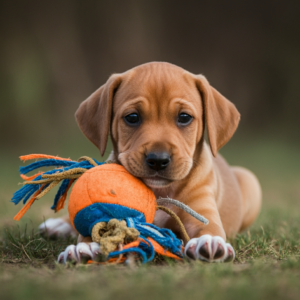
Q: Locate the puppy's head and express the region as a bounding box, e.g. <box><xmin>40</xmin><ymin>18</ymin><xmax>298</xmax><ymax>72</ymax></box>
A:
<box><xmin>76</xmin><ymin>62</ymin><xmax>240</xmax><ymax>189</ymax></box>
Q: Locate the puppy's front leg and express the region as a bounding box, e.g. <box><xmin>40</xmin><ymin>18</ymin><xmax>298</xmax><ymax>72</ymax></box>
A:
<box><xmin>183</xmin><ymin>200</ymin><xmax>235</xmax><ymax>262</ymax></box>
<box><xmin>57</xmin><ymin>235</ymin><xmax>101</xmax><ymax>264</ymax></box>
<box><xmin>39</xmin><ymin>151</ymin><xmax>116</xmax><ymax>240</ymax></box>
<box><xmin>39</xmin><ymin>215</ymin><xmax>77</xmax><ymax>238</ymax></box>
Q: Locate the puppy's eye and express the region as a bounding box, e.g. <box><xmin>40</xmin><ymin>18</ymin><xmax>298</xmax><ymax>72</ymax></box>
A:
<box><xmin>124</xmin><ymin>113</ymin><xmax>140</xmax><ymax>125</ymax></box>
<box><xmin>178</xmin><ymin>113</ymin><xmax>193</xmax><ymax>125</ymax></box>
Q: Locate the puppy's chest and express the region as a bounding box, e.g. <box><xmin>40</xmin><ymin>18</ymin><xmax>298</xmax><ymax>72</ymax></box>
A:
<box><xmin>153</xmin><ymin>207</ymin><xmax>177</xmax><ymax>228</ymax></box>
<box><xmin>152</xmin><ymin>186</ymin><xmax>175</xmax><ymax>199</ymax></box>
<box><xmin>152</xmin><ymin>187</ymin><xmax>177</xmax><ymax>228</ymax></box>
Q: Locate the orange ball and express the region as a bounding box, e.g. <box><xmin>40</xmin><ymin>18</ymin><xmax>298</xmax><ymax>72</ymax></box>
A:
<box><xmin>68</xmin><ymin>163</ymin><xmax>156</xmax><ymax>237</ymax></box>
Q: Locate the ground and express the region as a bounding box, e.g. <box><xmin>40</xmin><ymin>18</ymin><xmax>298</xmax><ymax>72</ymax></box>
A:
<box><xmin>0</xmin><ymin>135</ymin><xmax>299</xmax><ymax>300</ymax></box>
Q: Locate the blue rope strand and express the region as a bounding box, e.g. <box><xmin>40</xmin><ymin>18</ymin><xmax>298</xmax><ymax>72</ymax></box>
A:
<box><xmin>11</xmin><ymin>185</ymin><xmax>36</xmax><ymax>204</ymax></box>
<box><xmin>136</xmin><ymin>223</ymin><xmax>182</xmax><ymax>255</ymax></box>
<box><xmin>12</xmin><ymin>157</ymin><xmax>104</xmax><ymax>210</ymax></box>
<box><xmin>11</xmin><ymin>174</ymin><xmax>43</xmax><ymax>204</ymax></box>
<box><xmin>12</xmin><ymin>156</ymin><xmax>183</xmax><ymax>262</ymax></box>
<box><xmin>138</xmin><ymin>237</ymin><xmax>156</xmax><ymax>262</ymax></box>
<box><xmin>108</xmin><ymin>247</ymin><xmax>148</xmax><ymax>264</ymax></box>
<box><xmin>19</xmin><ymin>159</ymin><xmax>76</xmax><ymax>175</ymax></box>
<box><xmin>51</xmin><ymin>179</ymin><xmax>71</xmax><ymax>210</ymax></box>
<box><xmin>21</xmin><ymin>184</ymin><xmax>40</xmax><ymax>204</ymax></box>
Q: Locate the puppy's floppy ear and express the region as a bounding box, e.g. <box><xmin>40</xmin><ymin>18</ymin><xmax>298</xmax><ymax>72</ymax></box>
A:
<box><xmin>75</xmin><ymin>74</ymin><xmax>122</xmax><ymax>156</ymax></box>
<box><xmin>195</xmin><ymin>75</ymin><xmax>240</xmax><ymax>157</ymax></box>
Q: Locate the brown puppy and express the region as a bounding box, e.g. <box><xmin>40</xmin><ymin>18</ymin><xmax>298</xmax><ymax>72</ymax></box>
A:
<box><xmin>42</xmin><ymin>62</ymin><xmax>261</xmax><ymax>263</ymax></box>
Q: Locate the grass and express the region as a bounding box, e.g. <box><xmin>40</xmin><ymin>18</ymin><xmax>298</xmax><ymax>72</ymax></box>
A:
<box><xmin>0</xmin><ymin>135</ymin><xmax>299</xmax><ymax>300</ymax></box>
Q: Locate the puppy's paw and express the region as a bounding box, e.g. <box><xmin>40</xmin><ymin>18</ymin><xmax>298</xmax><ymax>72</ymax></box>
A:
<box><xmin>57</xmin><ymin>242</ymin><xmax>101</xmax><ymax>264</ymax></box>
<box><xmin>184</xmin><ymin>234</ymin><xmax>235</xmax><ymax>262</ymax></box>
<box><xmin>39</xmin><ymin>218</ymin><xmax>77</xmax><ymax>239</ymax></box>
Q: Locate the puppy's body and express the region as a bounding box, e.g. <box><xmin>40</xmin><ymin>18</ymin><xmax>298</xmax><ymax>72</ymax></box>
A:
<box><xmin>46</xmin><ymin>62</ymin><xmax>261</xmax><ymax>263</ymax></box>
<box><xmin>109</xmin><ymin>140</ymin><xmax>261</xmax><ymax>242</ymax></box>
<box><xmin>153</xmin><ymin>143</ymin><xmax>261</xmax><ymax>240</ymax></box>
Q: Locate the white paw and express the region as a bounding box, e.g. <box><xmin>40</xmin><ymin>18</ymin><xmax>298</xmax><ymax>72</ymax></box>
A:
<box><xmin>184</xmin><ymin>234</ymin><xmax>235</xmax><ymax>262</ymax></box>
<box><xmin>57</xmin><ymin>242</ymin><xmax>101</xmax><ymax>264</ymax></box>
<box><xmin>39</xmin><ymin>218</ymin><xmax>77</xmax><ymax>238</ymax></box>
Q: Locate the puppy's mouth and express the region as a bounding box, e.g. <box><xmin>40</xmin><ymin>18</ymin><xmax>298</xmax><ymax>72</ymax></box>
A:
<box><xmin>141</xmin><ymin>176</ymin><xmax>173</xmax><ymax>189</ymax></box>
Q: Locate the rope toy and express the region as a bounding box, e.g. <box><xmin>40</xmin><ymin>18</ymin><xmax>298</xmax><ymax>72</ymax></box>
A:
<box><xmin>11</xmin><ymin>154</ymin><xmax>208</xmax><ymax>264</ymax></box>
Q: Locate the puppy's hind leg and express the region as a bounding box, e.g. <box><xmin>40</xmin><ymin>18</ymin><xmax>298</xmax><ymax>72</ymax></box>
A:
<box><xmin>231</xmin><ymin>167</ymin><xmax>262</xmax><ymax>232</ymax></box>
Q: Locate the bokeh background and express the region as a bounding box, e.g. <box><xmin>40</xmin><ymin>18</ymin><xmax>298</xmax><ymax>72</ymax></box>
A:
<box><xmin>0</xmin><ymin>1</ymin><xmax>299</xmax><ymax>225</ymax></box>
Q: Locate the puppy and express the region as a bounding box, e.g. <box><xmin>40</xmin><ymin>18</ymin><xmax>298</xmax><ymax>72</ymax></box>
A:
<box><xmin>40</xmin><ymin>62</ymin><xmax>261</xmax><ymax>263</ymax></box>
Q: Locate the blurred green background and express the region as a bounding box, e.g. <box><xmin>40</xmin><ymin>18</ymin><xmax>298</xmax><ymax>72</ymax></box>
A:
<box><xmin>0</xmin><ymin>1</ymin><xmax>299</xmax><ymax>225</ymax></box>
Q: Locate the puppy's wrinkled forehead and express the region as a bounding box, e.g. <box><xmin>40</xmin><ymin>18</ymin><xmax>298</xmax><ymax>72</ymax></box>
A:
<box><xmin>113</xmin><ymin>63</ymin><xmax>200</xmax><ymax>111</ymax></box>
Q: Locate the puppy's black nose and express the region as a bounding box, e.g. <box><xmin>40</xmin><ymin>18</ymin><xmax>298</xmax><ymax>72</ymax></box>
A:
<box><xmin>145</xmin><ymin>152</ymin><xmax>171</xmax><ymax>171</ymax></box>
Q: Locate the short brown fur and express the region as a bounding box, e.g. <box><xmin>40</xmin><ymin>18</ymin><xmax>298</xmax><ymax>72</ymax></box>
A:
<box><xmin>75</xmin><ymin>62</ymin><xmax>262</xmax><ymax>243</ymax></box>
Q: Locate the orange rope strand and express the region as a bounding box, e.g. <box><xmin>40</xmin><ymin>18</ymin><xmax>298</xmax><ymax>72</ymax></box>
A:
<box><xmin>20</xmin><ymin>172</ymin><xmax>44</xmax><ymax>181</ymax></box>
<box><xmin>123</xmin><ymin>240</ymin><xmax>141</xmax><ymax>249</ymax></box>
<box><xmin>14</xmin><ymin>184</ymin><xmax>45</xmax><ymax>221</ymax></box>
<box><xmin>55</xmin><ymin>179</ymin><xmax>74</xmax><ymax>212</ymax></box>
<box><xmin>147</xmin><ymin>237</ymin><xmax>182</xmax><ymax>260</ymax></box>
<box><xmin>20</xmin><ymin>154</ymin><xmax>72</xmax><ymax>162</ymax></box>
<box><xmin>86</xmin><ymin>240</ymin><xmax>142</xmax><ymax>265</ymax></box>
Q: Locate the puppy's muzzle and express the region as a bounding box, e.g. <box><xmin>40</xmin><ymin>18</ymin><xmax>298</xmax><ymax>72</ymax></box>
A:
<box><xmin>145</xmin><ymin>152</ymin><xmax>170</xmax><ymax>171</ymax></box>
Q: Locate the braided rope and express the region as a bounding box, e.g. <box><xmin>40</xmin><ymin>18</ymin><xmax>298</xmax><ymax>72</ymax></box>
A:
<box><xmin>22</xmin><ymin>158</ymin><xmax>95</xmax><ymax>200</ymax></box>
<box><xmin>156</xmin><ymin>197</ymin><xmax>209</xmax><ymax>225</ymax></box>
<box><xmin>24</xmin><ymin>175</ymin><xmax>80</xmax><ymax>185</ymax></box>
<box><xmin>35</xmin><ymin>181</ymin><xmax>60</xmax><ymax>200</ymax></box>
<box><xmin>13</xmin><ymin>155</ymin><xmax>209</xmax><ymax>263</ymax></box>
<box><xmin>156</xmin><ymin>205</ymin><xmax>190</xmax><ymax>244</ymax></box>
<box><xmin>13</xmin><ymin>156</ymin><xmax>101</xmax><ymax>219</ymax></box>
<box><xmin>78</xmin><ymin>156</ymin><xmax>98</xmax><ymax>167</ymax></box>
<box><xmin>91</xmin><ymin>219</ymin><xmax>140</xmax><ymax>256</ymax></box>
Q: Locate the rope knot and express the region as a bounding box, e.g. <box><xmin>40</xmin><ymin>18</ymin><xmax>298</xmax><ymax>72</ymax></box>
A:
<box><xmin>91</xmin><ymin>219</ymin><xmax>139</xmax><ymax>256</ymax></box>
